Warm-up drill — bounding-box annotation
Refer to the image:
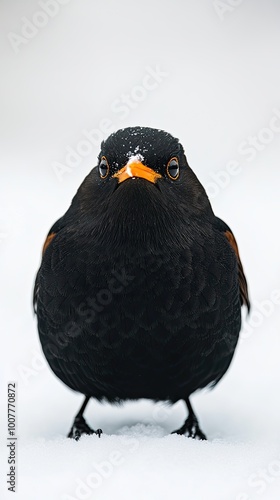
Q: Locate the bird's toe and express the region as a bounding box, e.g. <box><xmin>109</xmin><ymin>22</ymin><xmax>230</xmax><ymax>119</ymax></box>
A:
<box><xmin>171</xmin><ymin>417</ymin><xmax>207</xmax><ymax>440</ymax></box>
<box><xmin>67</xmin><ymin>416</ymin><xmax>103</xmax><ymax>441</ymax></box>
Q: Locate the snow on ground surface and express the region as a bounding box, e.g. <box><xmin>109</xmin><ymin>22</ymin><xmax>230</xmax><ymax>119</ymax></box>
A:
<box><xmin>1</xmin><ymin>1</ymin><xmax>280</xmax><ymax>499</ymax></box>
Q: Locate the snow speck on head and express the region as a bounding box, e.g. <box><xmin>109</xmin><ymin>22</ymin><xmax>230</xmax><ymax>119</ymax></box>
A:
<box><xmin>126</xmin><ymin>152</ymin><xmax>144</xmax><ymax>164</ymax></box>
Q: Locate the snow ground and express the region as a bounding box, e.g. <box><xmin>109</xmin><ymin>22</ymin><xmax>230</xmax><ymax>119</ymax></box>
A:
<box><xmin>1</xmin><ymin>1</ymin><xmax>280</xmax><ymax>499</ymax></box>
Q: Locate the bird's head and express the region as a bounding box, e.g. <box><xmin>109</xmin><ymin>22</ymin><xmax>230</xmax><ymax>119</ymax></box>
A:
<box><xmin>98</xmin><ymin>126</ymin><xmax>183</xmax><ymax>187</ymax></box>
<box><xmin>75</xmin><ymin>127</ymin><xmax>213</xmax><ymax>246</ymax></box>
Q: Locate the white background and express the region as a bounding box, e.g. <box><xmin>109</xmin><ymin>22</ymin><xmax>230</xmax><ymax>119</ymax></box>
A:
<box><xmin>1</xmin><ymin>1</ymin><xmax>280</xmax><ymax>499</ymax></box>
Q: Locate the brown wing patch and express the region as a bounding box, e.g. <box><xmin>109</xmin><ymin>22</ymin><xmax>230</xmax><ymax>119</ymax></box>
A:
<box><xmin>42</xmin><ymin>232</ymin><xmax>56</xmax><ymax>255</ymax></box>
<box><xmin>34</xmin><ymin>232</ymin><xmax>57</xmax><ymax>312</ymax></box>
<box><xmin>225</xmin><ymin>230</ymin><xmax>250</xmax><ymax>312</ymax></box>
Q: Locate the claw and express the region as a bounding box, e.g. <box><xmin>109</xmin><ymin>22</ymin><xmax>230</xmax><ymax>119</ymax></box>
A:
<box><xmin>172</xmin><ymin>416</ymin><xmax>207</xmax><ymax>440</ymax></box>
<box><xmin>68</xmin><ymin>416</ymin><xmax>103</xmax><ymax>441</ymax></box>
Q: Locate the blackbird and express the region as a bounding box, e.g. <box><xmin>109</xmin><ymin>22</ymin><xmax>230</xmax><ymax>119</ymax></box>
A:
<box><xmin>34</xmin><ymin>126</ymin><xmax>250</xmax><ymax>440</ymax></box>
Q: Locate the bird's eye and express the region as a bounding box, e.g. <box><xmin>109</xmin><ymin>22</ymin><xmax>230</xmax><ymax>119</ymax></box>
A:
<box><xmin>166</xmin><ymin>157</ymin><xmax>180</xmax><ymax>180</ymax></box>
<box><xmin>99</xmin><ymin>156</ymin><xmax>110</xmax><ymax>179</ymax></box>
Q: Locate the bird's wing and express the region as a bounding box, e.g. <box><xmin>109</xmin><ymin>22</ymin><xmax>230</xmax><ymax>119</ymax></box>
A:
<box><xmin>214</xmin><ymin>217</ymin><xmax>250</xmax><ymax>313</ymax></box>
<box><xmin>33</xmin><ymin>216</ymin><xmax>65</xmax><ymax>313</ymax></box>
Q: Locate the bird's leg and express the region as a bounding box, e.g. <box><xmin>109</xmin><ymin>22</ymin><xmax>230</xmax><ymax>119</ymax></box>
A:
<box><xmin>171</xmin><ymin>398</ymin><xmax>206</xmax><ymax>440</ymax></box>
<box><xmin>67</xmin><ymin>396</ymin><xmax>103</xmax><ymax>440</ymax></box>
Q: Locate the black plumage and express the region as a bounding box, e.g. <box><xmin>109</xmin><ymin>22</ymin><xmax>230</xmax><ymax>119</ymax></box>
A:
<box><xmin>34</xmin><ymin>126</ymin><xmax>250</xmax><ymax>440</ymax></box>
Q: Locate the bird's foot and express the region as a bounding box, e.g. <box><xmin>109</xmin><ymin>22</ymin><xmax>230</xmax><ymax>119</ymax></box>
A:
<box><xmin>171</xmin><ymin>415</ymin><xmax>207</xmax><ymax>440</ymax></box>
<box><xmin>67</xmin><ymin>415</ymin><xmax>103</xmax><ymax>441</ymax></box>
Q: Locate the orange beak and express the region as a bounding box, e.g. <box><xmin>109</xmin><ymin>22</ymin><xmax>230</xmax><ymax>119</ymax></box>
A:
<box><xmin>113</xmin><ymin>160</ymin><xmax>161</xmax><ymax>184</ymax></box>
